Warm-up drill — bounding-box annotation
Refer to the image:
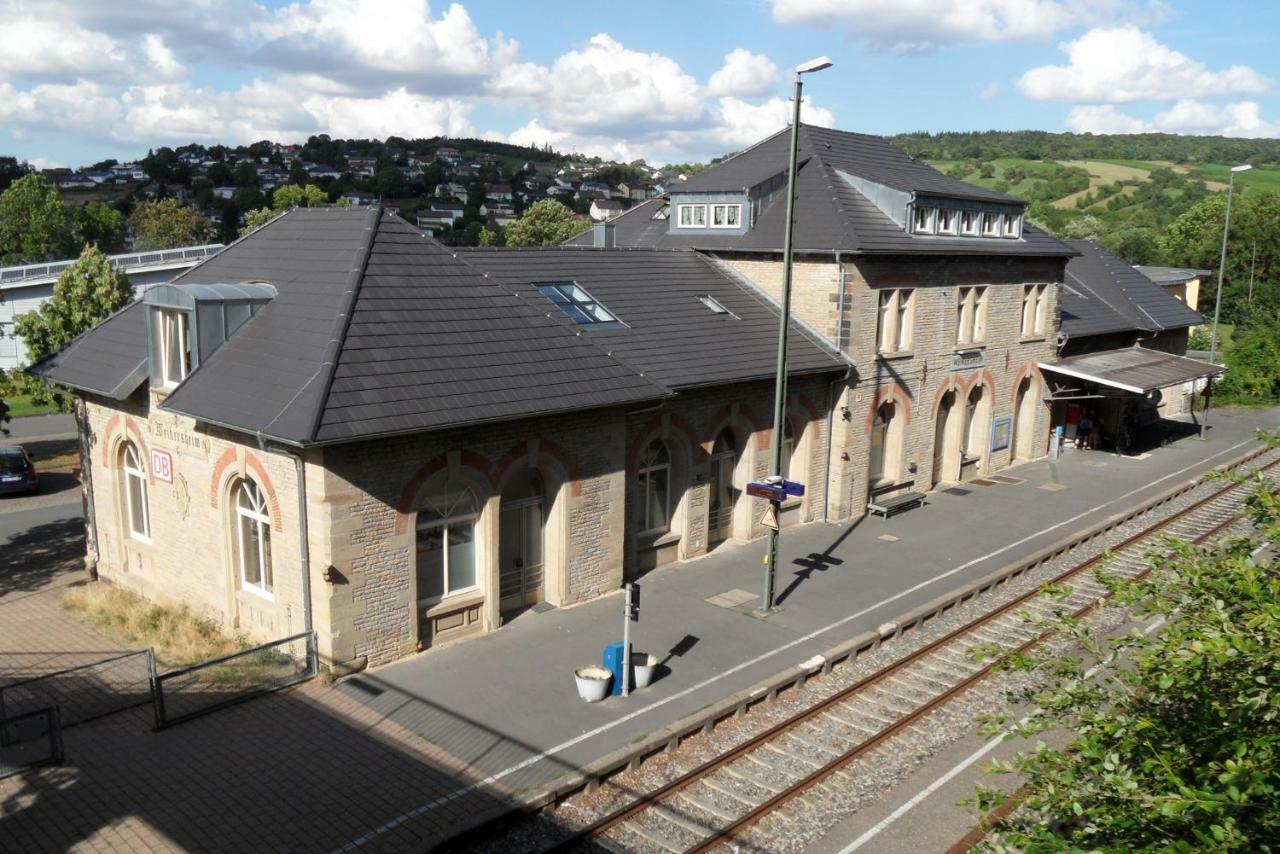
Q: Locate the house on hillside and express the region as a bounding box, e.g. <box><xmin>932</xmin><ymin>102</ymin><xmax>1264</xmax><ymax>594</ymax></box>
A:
<box><xmin>1135</xmin><ymin>264</ymin><xmax>1210</xmax><ymax>315</ymax></box>
<box><xmin>589</xmin><ymin>198</ymin><xmax>624</xmax><ymax>221</ymax></box>
<box><xmin>32</xmin><ymin>207</ymin><xmax>845</xmax><ymax>666</ymax></box>
<box><xmin>569</xmin><ymin>124</ymin><xmax>1079</xmax><ymax>508</ymax></box>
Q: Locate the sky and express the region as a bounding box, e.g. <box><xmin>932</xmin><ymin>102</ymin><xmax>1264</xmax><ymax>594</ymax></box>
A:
<box><xmin>1</xmin><ymin>0</ymin><xmax>1277</xmax><ymax>170</ymax></box>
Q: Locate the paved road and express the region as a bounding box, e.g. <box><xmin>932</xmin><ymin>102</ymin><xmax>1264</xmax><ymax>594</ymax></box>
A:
<box><xmin>2</xmin><ymin>412</ymin><xmax>75</xmax><ymax>440</ymax></box>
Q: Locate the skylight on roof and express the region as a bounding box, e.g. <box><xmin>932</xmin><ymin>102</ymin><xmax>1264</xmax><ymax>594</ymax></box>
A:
<box><xmin>698</xmin><ymin>294</ymin><xmax>738</xmax><ymax>318</ymax></box>
<box><xmin>536</xmin><ymin>282</ymin><xmax>626</xmax><ymax>330</ymax></box>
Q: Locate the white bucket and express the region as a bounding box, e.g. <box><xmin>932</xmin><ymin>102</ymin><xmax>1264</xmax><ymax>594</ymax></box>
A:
<box><xmin>632</xmin><ymin>653</ymin><xmax>658</xmax><ymax>689</ymax></box>
<box><xmin>574</xmin><ymin>665</ymin><xmax>612</xmax><ymax>702</ymax></box>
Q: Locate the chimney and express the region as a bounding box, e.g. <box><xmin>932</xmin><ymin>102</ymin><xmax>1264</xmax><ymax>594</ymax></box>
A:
<box><xmin>593</xmin><ymin>222</ymin><xmax>615</xmax><ymax>249</ymax></box>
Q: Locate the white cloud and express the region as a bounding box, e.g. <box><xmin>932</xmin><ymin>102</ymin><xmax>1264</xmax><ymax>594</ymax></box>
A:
<box><xmin>769</xmin><ymin>0</ymin><xmax>1165</xmax><ymax>52</ymax></box>
<box><xmin>1066</xmin><ymin>99</ymin><xmax>1280</xmax><ymax>137</ymax></box>
<box><xmin>27</xmin><ymin>156</ymin><xmax>67</xmax><ymax>170</ymax></box>
<box><xmin>0</xmin><ymin>19</ymin><xmax>127</xmax><ymax>80</ymax></box>
<box><xmin>981</xmin><ymin>82</ymin><xmax>1002</xmax><ymax>100</ymax></box>
<box><xmin>0</xmin><ymin>79</ymin><xmax>124</xmax><ymax>135</ymax></box>
<box><xmin>142</xmin><ymin>34</ymin><xmax>185</xmax><ymax>81</ymax></box>
<box><xmin>708</xmin><ymin>48</ymin><xmax>778</xmax><ymax>97</ymax></box>
<box><xmin>1020</xmin><ymin>26</ymin><xmax>1271</xmax><ymax>103</ymax></box>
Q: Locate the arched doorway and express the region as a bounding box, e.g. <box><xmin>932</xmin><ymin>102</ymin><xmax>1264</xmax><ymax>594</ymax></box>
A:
<box><xmin>962</xmin><ymin>384</ymin><xmax>990</xmax><ymax>480</ymax></box>
<box><xmin>1011</xmin><ymin>376</ymin><xmax>1037</xmax><ymax>461</ymax></box>
<box><xmin>708</xmin><ymin>427</ymin><xmax>740</xmax><ymax>546</ymax></box>
<box><xmin>499</xmin><ymin>468</ymin><xmax>545</xmax><ymax>619</ymax></box>
<box><xmin>932</xmin><ymin>390</ymin><xmax>956</xmax><ymax>488</ymax></box>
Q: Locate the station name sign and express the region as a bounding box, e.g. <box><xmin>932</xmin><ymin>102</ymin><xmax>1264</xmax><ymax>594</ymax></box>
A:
<box><xmin>746</xmin><ymin>478</ymin><xmax>805</xmax><ymax>502</ymax></box>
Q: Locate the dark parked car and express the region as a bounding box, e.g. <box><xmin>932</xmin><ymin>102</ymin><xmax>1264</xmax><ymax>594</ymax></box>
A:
<box><xmin>0</xmin><ymin>445</ymin><xmax>38</xmax><ymax>495</ymax></box>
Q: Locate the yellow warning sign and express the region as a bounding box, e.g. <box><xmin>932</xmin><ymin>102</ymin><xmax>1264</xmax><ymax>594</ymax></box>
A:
<box><xmin>761</xmin><ymin>504</ymin><xmax>779</xmax><ymax>531</ymax></box>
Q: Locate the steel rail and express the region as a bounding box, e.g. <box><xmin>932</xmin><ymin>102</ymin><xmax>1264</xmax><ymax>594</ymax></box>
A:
<box><xmin>548</xmin><ymin>450</ymin><xmax>1279</xmax><ymax>854</ymax></box>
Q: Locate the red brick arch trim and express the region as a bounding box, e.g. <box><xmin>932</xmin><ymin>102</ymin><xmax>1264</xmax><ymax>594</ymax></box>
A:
<box><xmin>1009</xmin><ymin>362</ymin><xmax>1043</xmax><ymax>404</ymax></box>
<box><xmin>393</xmin><ymin>449</ymin><xmax>494</xmax><ymax>535</ymax></box>
<box><xmin>492</xmin><ymin>437</ymin><xmax>582</xmax><ymax>498</ymax></box>
<box><xmin>795</xmin><ymin>392</ymin><xmax>822</xmax><ymax>424</ymax></box>
<box><xmin>933</xmin><ymin>369</ymin><xmax>998</xmax><ymax>419</ymax></box>
<box><xmin>931</xmin><ymin>377</ymin><xmax>963</xmax><ymax>420</ymax></box>
<box><xmin>209</xmin><ymin>448</ymin><xmax>283</xmax><ymax>532</ymax></box>
<box><xmin>627</xmin><ymin>412</ymin><xmax>704</xmax><ymax>475</ymax></box>
<box><xmin>99</xmin><ymin>413</ymin><xmax>122</xmax><ymax>467</ymax></box>
<box><xmin>864</xmin><ymin>383</ymin><xmax>913</xmax><ymax>434</ymax></box>
<box><xmin>101</xmin><ymin>416</ymin><xmax>155</xmax><ymax>483</ymax></box>
<box><xmin>705</xmin><ymin>405</ymin><xmax>767</xmax><ymax>454</ymax></box>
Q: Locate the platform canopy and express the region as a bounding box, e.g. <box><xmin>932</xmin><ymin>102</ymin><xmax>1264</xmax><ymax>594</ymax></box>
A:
<box><xmin>1038</xmin><ymin>347</ymin><xmax>1224</xmax><ymax>395</ymax></box>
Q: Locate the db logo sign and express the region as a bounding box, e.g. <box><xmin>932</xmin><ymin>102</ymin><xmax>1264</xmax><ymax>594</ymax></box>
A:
<box><xmin>150</xmin><ymin>449</ymin><xmax>174</xmax><ymax>484</ymax></box>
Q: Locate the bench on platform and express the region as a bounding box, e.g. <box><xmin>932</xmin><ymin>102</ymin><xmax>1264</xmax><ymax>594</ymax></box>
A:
<box><xmin>867</xmin><ymin>481</ymin><xmax>927</xmax><ymax>519</ymax></box>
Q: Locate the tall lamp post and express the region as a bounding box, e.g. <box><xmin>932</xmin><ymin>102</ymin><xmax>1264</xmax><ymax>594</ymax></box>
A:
<box><xmin>1201</xmin><ymin>163</ymin><xmax>1251</xmax><ymax>440</ymax></box>
<box><xmin>762</xmin><ymin>56</ymin><xmax>832</xmax><ymax>613</ymax></box>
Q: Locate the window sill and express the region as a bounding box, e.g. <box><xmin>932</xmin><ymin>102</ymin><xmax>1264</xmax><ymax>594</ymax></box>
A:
<box><xmin>954</xmin><ymin>344</ymin><xmax>986</xmax><ymax>353</ymax></box>
<box><xmin>423</xmin><ymin>588</ymin><xmax>483</xmax><ymax>617</ymax></box>
<box><xmin>238</xmin><ymin>584</ymin><xmax>275</xmax><ymax>603</ymax></box>
<box><xmin>876</xmin><ymin>350</ymin><xmax>915</xmax><ymax>361</ymax></box>
<box><xmin>1019</xmin><ymin>335</ymin><xmax>1048</xmax><ymax>344</ymax></box>
<box><xmin>127</xmin><ymin>532</ymin><xmax>152</xmax><ymax>546</ymax></box>
<box><xmin>638</xmin><ymin>530</ymin><xmax>680</xmax><ymax>550</ymax></box>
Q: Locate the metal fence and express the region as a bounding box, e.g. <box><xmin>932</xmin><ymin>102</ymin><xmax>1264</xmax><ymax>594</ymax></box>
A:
<box><xmin>0</xmin><ymin>650</ymin><xmax>156</xmax><ymax>729</ymax></box>
<box><xmin>0</xmin><ymin>707</ymin><xmax>63</xmax><ymax>780</ymax></box>
<box><xmin>153</xmin><ymin>632</ymin><xmax>317</xmax><ymax>729</ymax></box>
<box><xmin>0</xmin><ymin>244</ymin><xmax>224</xmax><ymax>286</ymax></box>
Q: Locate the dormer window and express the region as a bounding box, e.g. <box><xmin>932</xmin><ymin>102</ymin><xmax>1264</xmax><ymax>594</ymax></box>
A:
<box><xmin>937</xmin><ymin>209</ymin><xmax>957</xmax><ymax>235</ymax></box>
<box><xmin>981</xmin><ymin>212</ymin><xmax>1001</xmax><ymax>237</ymax></box>
<box><xmin>1003</xmin><ymin>214</ymin><xmax>1022</xmax><ymax>238</ymax></box>
<box><xmin>155</xmin><ymin>309</ymin><xmax>191</xmax><ymax>388</ymax></box>
<box><xmin>960</xmin><ymin>210</ymin><xmax>979</xmax><ymax>236</ymax></box>
<box><xmin>912</xmin><ymin>206</ymin><xmax>935</xmax><ymax>234</ymax></box>
<box><xmin>677</xmin><ymin>204</ymin><xmax>707</xmax><ymax>228</ymax></box>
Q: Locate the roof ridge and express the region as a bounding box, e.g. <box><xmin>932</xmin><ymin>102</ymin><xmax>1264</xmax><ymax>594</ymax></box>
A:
<box><xmin>297</xmin><ymin>203</ymin><xmax>382</xmax><ymax>442</ymax></box>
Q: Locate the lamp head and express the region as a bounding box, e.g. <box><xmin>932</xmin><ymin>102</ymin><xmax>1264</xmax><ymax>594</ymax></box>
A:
<box><xmin>795</xmin><ymin>56</ymin><xmax>834</xmax><ymax>75</ymax></box>
<box><xmin>1231</xmin><ymin>164</ymin><xmax>1253</xmax><ymax>172</ymax></box>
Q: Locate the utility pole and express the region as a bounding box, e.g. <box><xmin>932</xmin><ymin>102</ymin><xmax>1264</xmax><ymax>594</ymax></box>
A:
<box><xmin>762</xmin><ymin>56</ymin><xmax>832</xmax><ymax>613</ymax></box>
<box><xmin>1202</xmin><ymin>163</ymin><xmax>1251</xmax><ymax>440</ymax></box>
<box><xmin>1248</xmin><ymin>241</ymin><xmax>1257</xmax><ymax>307</ymax></box>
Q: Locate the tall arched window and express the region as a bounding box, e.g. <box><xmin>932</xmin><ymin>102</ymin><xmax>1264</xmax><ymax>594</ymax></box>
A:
<box><xmin>416</xmin><ymin>484</ymin><xmax>478</xmax><ymax>601</ymax></box>
<box><xmin>234</xmin><ymin>479</ymin><xmax>273</xmax><ymax>594</ymax></box>
<box><xmin>119</xmin><ymin>442</ymin><xmax>150</xmax><ymax>541</ymax></box>
<box><xmin>869</xmin><ymin>402</ymin><xmax>896</xmax><ymax>484</ymax></box>
<box><xmin>637</xmin><ymin>439</ymin><xmax>671</xmax><ymax>534</ymax></box>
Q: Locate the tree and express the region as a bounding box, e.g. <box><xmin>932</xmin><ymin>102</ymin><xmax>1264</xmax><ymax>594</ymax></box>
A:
<box><xmin>12</xmin><ymin>246</ymin><xmax>134</xmax><ymax>409</ymax></box>
<box><xmin>0</xmin><ymin>156</ymin><xmax>32</xmax><ymax>192</ymax></box>
<box><xmin>478</xmin><ymin>225</ymin><xmax>505</xmax><ymax>246</ymax></box>
<box><xmin>271</xmin><ymin>183</ymin><xmax>328</xmax><ymax>211</ymax></box>
<box><xmin>505</xmin><ymin>200</ymin><xmax>582</xmax><ymax>247</ymax></box>
<box><xmin>128</xmin><ymin>199</ymin><xmax>214</xmax><ymax>251</ymax></box>
<box><xmin>972</xmin><ymin>441</ymin><xmax>1280</xmax><ymax>850</ymax></box>
<box><xmin>239</xmin><ymin>207</ymin><xmax>278</xmax><ymax>236</ymax></box>
<box><xmin>0</xmin><ymin>173</ymin><xmax>76</xmax><ymax>263</ymax></box>
<box><xmin>73</xmin><ymin>201</ymin><xmax>126</xmax><ymax>253</ymax></box>
<box><xmin>1216</xmin><ymin>326</ymin><xmax>1280</xmax><ymax>403</ymax></box>
<box><xmin>373</xmin><ymin>165</ymin><xmax>406</xmax><ymax>198</ymax></box>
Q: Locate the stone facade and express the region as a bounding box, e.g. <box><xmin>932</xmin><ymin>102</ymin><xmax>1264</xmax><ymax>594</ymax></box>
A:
<box><xmin>723</xmin><ymin>252</ymin><xmax>1066</xmax><ymax>518</ymax></box>
<box><xmin>79</xmin><ymin>377</ymin><xmax>838</xmax><ymax>670</ymax></box>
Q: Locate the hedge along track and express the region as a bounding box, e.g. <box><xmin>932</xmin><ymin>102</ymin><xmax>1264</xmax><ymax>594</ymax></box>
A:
<box><xmin>545</xmin><ymin>447</ymin><xmax>1280</xmax><ymax>854</ymax></box>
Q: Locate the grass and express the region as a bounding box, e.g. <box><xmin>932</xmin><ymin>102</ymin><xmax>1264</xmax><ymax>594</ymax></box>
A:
<box><xmin>64</xmin><ymin>583</ymin><xmax>244</xmax><ymax>667</ymax></box>
<box><xmin>1196</xmin><ymin>163</ymin><xmax>1280</xmax><ymax>192</ymax></box>
<box><xmin>3</xmin><ymin>394</ymin><xmax>59</xmax><ymax>418</ymax></box>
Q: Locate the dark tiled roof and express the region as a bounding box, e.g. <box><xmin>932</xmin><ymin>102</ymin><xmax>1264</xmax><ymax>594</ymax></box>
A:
<box><xmin>462</xmin><ymin>248</ymin><xmax>847</xmax><ymax>390</ymax></box>
<box><xmin>1061</xmin><ymin>240</ymin><xmax>1204</xmax><ymax>338</ymax></box>
<box><xmin>26</xmin><ymin>301</ymin><xmax>148</xmax><ymax>399</ymax></box>
<box><xmin>570</xmin><ymin>125</ymin><xmax>1073</xmax><ymax>258</ymax></box>
<box><xmin>36</xmin><ymin>207</ymin><xmax>666</xmax><ymax>445</ymax></box>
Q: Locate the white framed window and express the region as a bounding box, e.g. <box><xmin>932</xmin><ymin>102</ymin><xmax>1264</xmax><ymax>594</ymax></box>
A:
<box><xmin>937</xmin><ymin>209</ymin><xmax>958</xmax><ymax>235</ymax></box>
<box><xmin>637</xmin><ymin>439</ymin><xmax>671</xmax><ymax>535</ymax></box>
<box><xmin>710</xmin><ymin>203</ymin><xmax>742</xmax><ymax>228</ymax></box>
<box><xmin>959</xmin><ymin>210</ymin><xmax>979</xmax><ymax>236</ymax></box>
<box><xmin>155</xmin><ymin>308</ymin><xmax>191</xmax><ymax>388</ymax></box>
<box><xmin>677</xmin><ymin>204</ymin><xmax>707</xmax><ymax>228</ymax></box>
<box><xmin>877</xmin><ymin>289</ymin><xmax>915</xmax><ymax>354</ymax></box>
<box><xmin>981</xmin><ymin>212</ymin><xmax>1002</xmax><ymax>237</ymax></box>
<box><xmin>234</xmin><ymin>479</ymin><xmax>273</xmax><ymax>595</ymax></box>
<box><xmin>1003</xmin><ymin>214</ymin><xmax>1022</xmax><ymax>238</ymax></box>
<box><xmin>912</xmin><ymin>206</ymin><xmax>936</xmax><ymax>234</ymax></box>
<box><xmin>956</xmin><ymin>286</ymin><xmax>989</xmax><ymax>345</ymax></box>
<box><xmin>120</xmin><ymin>442</ymin><xmax>150</xmax><ymax>542</ymax></box>
<box><xmin>1022</xmin><ymin>284</ymin><xmax>1048</xmax><ymax>337</ymax></box>
<box><xmin>416</xmin><ymin>484</ymin><xmax>478</xmax><ymax>602</ymax></box>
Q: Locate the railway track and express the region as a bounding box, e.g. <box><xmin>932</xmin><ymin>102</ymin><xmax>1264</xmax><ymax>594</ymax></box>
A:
<box><xmin>545</xmin><ymin>449</ymin><xmax>1280</xmax><ymax>854</ymax></box>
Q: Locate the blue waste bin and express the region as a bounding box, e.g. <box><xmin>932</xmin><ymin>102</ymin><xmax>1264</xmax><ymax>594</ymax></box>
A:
<box><xmin>603</xmin><ymin>642</ymin><xmax>628</xmax><ymax>696</ymax></box>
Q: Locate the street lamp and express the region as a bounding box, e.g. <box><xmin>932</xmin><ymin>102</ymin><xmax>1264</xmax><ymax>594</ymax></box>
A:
<box><xmin>762</xmin><ymin>56</ymin><xmax>833</xmax><ymax>613</ymax></box>
<box><xmin>1200</xmin><ymin>163</ymin><xmax>1250</xmax><ymax>440</ymax></box>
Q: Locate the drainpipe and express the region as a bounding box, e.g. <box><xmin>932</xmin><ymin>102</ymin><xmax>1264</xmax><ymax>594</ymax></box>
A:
<box><xmin>258</xmin><ymin>429</ymin><xmax>316</xmax><ymax>671</ymax></box>
<box><xmin>822</xmin><ymin>365</ymin><xmax>853</xmax><ymax>523</ymax></box>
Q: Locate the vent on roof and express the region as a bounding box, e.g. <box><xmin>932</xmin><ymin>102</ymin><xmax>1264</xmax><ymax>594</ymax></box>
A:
<box><xmin>536</xmin><ymin>282</ymin><xmax>626</xmax><ymax>330</ymax></box>
<box><xmin>698</xmin><ymin>295</ymin><xmax>739</xmax><ymax>319</ymax></box>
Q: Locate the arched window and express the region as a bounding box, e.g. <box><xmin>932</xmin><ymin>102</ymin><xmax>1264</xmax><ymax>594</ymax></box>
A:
<box><xmin>234</xmin><ymin>479</ymin><xmax>273</xmax><ymax>594</ymax></box>
<box><xmin>637</xmin><ymin>439</ymin><xmax>671</xmax><ymax>534</ymax></box>
<box><xmin>869</xmin><ymin>402</ymin><xmax>896</xmax><ymax>484</ymax></box>
<box><xmin>416</xmin><ymin>483</ymin><xmax>478</xmax><ymax>601</ymax></box>
<box><xmin>779</xmin><ymin>418</ymin><xmax>797</xmax><ymax>480</ymax></box>
<box><xmin>120</xmin><ymin>442</ymin><xmax>150</xmax><ymax>541</ymax></box>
